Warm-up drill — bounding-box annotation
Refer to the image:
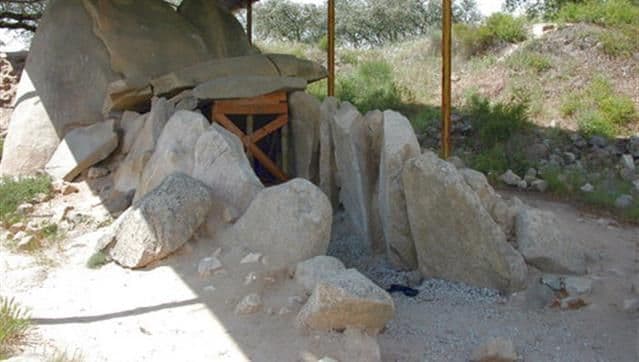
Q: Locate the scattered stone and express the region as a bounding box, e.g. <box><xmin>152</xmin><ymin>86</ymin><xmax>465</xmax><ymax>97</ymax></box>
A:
<box><xmin>16</xmin><ymin>203</ymin><xmax>34</xmax><ymax>215</ymax></box>
<box><xmin>217</xmin><ymin>178</ymin><xmax>332</xmax><ymax>270</ymax></box>
<box><xmin>470</xmin><ymin>337</ymin><xmax>517</xmax><ymax>362</ymax></box>
<box><xmin>614</xmin><ymin>194</ymin><xmax>633</xmax><ymax>209</ymax></box>
<box><xmin>580</xmin><ymin>183</ymin><xmax>594</xmax><ymax>193</ymax></box>
<box><xmin>87</xmin><ymin>166</ymin><xmax>110</xmax><ymax>179</ymax></box>
<box><xmin>235</xmin><ymin>293</ymin><xmax>263</xmax><ymax>315</ymax></box>
<box><xmin>515</xmin><ymin>207</ymin><xmax>586</xmax><ymax>275</ymax></box>
<box><xmin>61</xmin><ymin>183</ymin><xmax>79</xmax><ymax>195</ymax></box>
<box><xmin>108</xmin><ymin>173</ymin><xmax>214</xmax><ymax>268</ymax></box>
<box><xmin>45</xmin><ymin>120</ymin><xmax>118</xmax><ymax>181</ymax></box>
<box><xmin>589</xmin><ymin>136</ymin><xmax>607</xmax><ymax>148</ymax></box>
<box><xmin>294</xmin><ymin>255</ymin><xmax>346</xmax><ymax>292</ymax></box>
<box><xmin>378</xmin><ymin>110</ymin><xmax>420</xmax><ymax>269</ymax></box>
<box><xmin>403</xmin><ymin>152</ymin><xmax>527</xmax><ymax>292</ymax></box>
<box><xmin>9</xmin><ymin>222</ymin><xmax>26</xmax><ymax>234</ymax></box>
<box><xmin>517</xmin><ymin>180</ymin><xmax>528</xmax><ymax>189</ymax></box>
<box><xmin>621</xmin><ymin>154</ymin><xmax>635</xmax><ymax>171</ymax></box>
<box><xmin>628</xmin><ymin>136</ymin><xmax>639</xmax><ymax>157</ymax></box>
<box><xmin>197</xmin><ymin>256</ymin><xmax>223</xmax><ymax>277</ymax></box>
<box><xmin>240</xmin><ymin>253</ymin><xmax>262</xmax><ymax>264</ymax></box>
<box><xmin>296</xmin><ymin>269</ymin><xmax>395</xmax><ymax>333</ymax></box>
<box><xmin>499</xmin><ymin>170</ymin><xmax>522</xmax><ymax>186</ymax></box>
<box><xmin>564</xmin><ymin>276</ymin><xmax>593</xmax><ymax>295</ymax></box>
<box><xmin>244</xmin><ymin>272</ymin><xmax>258</xmax><ymax>285</ymax></box>
<box><xmin>563</xmin><ymin>152</ymin><xmax>577</xmax><ymax>163</ymax></box>
<box><xmin>531</xmin><ymin>179</ymin><xmax>549</xmax><ymax>192</ymax></box>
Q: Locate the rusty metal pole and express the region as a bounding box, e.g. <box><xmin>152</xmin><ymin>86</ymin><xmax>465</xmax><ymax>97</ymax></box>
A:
<box><xmin>441</xmin><ymin>0</ymin><xmax>452</xmax><ymax>159</ymax></box>
<box><xmin>327</xmin><ymin>0</ymin><xmax>335</xmax><ymax>97</ymax></box>
<box><xmin>246</xmin><ymin>0</ymin><xmax>253</xmax><ymax>45</ymax></box>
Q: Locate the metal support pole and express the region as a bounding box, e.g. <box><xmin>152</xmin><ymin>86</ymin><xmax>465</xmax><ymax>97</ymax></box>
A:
<box><xmin>327</xmin><ymin>0</ymin><xmax>335</xmax><ymax>97</ymax></box>
<box><xmin>441</xmin><ymin>0</ymin><xmax>452</xmax><ymax>159</ymax></box>
<box><xmin>246</xmin><ymin>0</ymin><xmax>253</xmax><ymax>45</ymax></box>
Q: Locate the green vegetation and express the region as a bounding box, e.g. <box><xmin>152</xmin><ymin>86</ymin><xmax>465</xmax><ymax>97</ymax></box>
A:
<box><xmin>556</xmin><ymin>0</ymin><xmax>639</xmax><ymax>27</ymax></box>
<box><xmin>597</xmin><ymin>28</ymin><xmax>638</xmax><ymax>57</ymax></box>
<box><xmin>0</xmin><ymin>297</ymin><xmax>30</xmax><ymax>359</ymax></box>
<box><xmin>507</xmin><ymin>49</ymin><xmax>553</xmax><ymax>73</ymax></box>
<box><xmin>454</xmin><ymin>13</ymin><xmax>527</xmax><ymax>57</ymax></box>
<box><xmin>86</xmin><ymin>251</ymin><xmax>109</xmax><ymax>269</ymax></box>
<box><xmin>561</xmin><ymin>76</ymin><xmax>637</xmax><ymax>138</ymax></box>
<box><xmin>336</xmin><ymin>60</ymin><xmax>406</xmax><ymax>113</ymax></box>
<box><xmin>0</xmin><ymin>175</ymin><xmax>52</xmax><ymax>226</ymax></box>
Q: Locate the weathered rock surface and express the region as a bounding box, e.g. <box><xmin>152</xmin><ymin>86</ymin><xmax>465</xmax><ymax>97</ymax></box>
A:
<box><xmin>118</xmin><ymin>111</ymin><xmax>145</xmax><ymax>155</ymax></box>
<box><xmin>296</xmin><ymin>268</ymin><xmax>395</xmax><ymax>333</ymax></box>
<box><xmin>113</xmin><ymin>98</ymin><xmax>174</xmax><ymax>194</ymax></box>
<box><xmin>44</xmin><ymin>120</ymin><xmax>118</xmax><ymax>181</ymax></box>
<box><xmin>218</xmin><ymin>179</ymin><xmax>331</xmax><ymax>270</ymax></box>
<box><xmin>193</xmin><ymin>123</ymin><xmax>263</xmax><ymax>224</ymax></box>
<box><xmin>82</xmin><ymin>0</ymin><xmax>209</xmax><ymax>80</ymax></box>
<box><xmin>332</xmin><ymin>102</ymin><xmax>383</xmax><ymax>252</ymax></box>
<box><xmin>0</xmin><ymin>0</ymin><xmax>118</xmax><ymax>175</ymax></box>
<box><xmin>318</xmin><ymin>97</ymin><xmax>340</xmax><ymax>208</ymax></box>
<box><xmin>134</xmin><ymin>111</ymin><xmax>209</xmax><ymax>201</ymax></box>
<box><xmin>515</xmin><ymin>207</ymin><xmax>586</xmax><ymax>275</ymax></box>
<box><xmin>294</xmin><ymin>256</ymin><xmax>346</xmax><ymax>293</ymax></box>
<box><xmin>107</xmin><ymin>173</ymin><xmax>213</xmax><ymax>268</ymax></box>
<box><xmin>194</xmin><ymin>76</ymin><xmax>306</xmax><ymax>100</ymax></box>
<box><xmin>178</xmin><ymin>0</ymin><xmax>255</xmax><ymax>59</ymax></box>
<box><xmin>378</xmin><ymin>110</ymin><xmax>420</xmax><ymax>269</ymax></box>
<box><xmin>289</xmin><ymin>91</ymin><xmax>321</xmax><ymax>182</ymax></box>
<box><xmin>402</xmin><ymin>151</ymin><xmax>527</xmax><ymax>292</ymax></box>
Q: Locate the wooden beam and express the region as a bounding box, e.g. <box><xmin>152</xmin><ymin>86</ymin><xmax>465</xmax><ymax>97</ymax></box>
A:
<box><xmin>327</xmin><ymin>0</ymin><xmax>335</xmax><ymax>97</ymax></box>
<box><xmin>441</xmin><ymin>0</ymin><xmax>452</xmax><ymax>159</ymax></box>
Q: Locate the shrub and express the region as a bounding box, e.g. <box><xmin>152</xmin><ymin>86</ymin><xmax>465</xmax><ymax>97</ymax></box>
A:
<box><xmin>464</xmin><ymin>93</ymin><xmax>531</xmax><ymax>147</ymax></box>
<box><xmin>336</xmin><ymin>60</ymin><xmax>405</xmax><ymax>113</ymax></box>
<box><xmin>556</xmin><ymin>0</ymin><xmax>639</xmax><ymax>27</ymax></box>
<box><xmin>561</xmin><ymin>76</ymin><xmax>637</xmax><ymax>137</ymax></box>
<box><xmin>86</xmin><ymin>251</ymin><xmax>109</xmax><ymax>269</ymax></box>
<box><xmin>0</xmin><ymin>175</ymin><xmax>52</xmax><ymax>226</ymax></box>
<box><xmin>0</xmin><ymin>297</ymin><xmax>30</xmax><ymax>359</ymax></box>
<box><xmin>507</xmin><ymin>49</ymin><xmax>552</xmax><ymax>73</ymax></box>
<box><xmin>454</xmin><ymin>13</ymin><xmax>527</xmax><ymax>57</ymax></box>
<box><xmin>598</xmin><ymin>29</ymin><xmax>637</xmax><ymax>57</ymax></box>
<box><xmin>412</xmin><ymin>107</ymin><xmax>441</xmax><ymax>134</ymax></box>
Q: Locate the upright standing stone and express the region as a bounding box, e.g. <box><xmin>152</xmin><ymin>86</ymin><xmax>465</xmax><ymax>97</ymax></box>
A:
<box><xmin>134</xmin><ymin>110</ymin><xmax>209</xmax><ymax>201</ymax></box>
<box><xmin>378</xmin><ymin>111</ymin><xmax>420</xmax><ymax>270</ymax></box>
<box><xmin>319</xmin><ymin>97</ymin><xmax>340</xmax><ymax>208</ymax></box>
<box><xmin>402</xmin><ymin>151</ymin><xmax>527</xmax><ymax>292</ymax></box>
<box><xmin>332</xmin><ymin>102</ymin><xmax>382</xmax><ymax>252</ymax></box>
<box><xmin>289</xmin><ymin>91</ymin><xmax>321</xmax><ymax>183</ymax></box>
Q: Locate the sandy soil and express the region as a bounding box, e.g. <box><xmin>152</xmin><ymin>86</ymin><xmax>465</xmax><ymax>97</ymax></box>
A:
<box><xmin>1</xmin><ymin>186</ymin><xmax>638</xmax><ymax>361</ymax></box>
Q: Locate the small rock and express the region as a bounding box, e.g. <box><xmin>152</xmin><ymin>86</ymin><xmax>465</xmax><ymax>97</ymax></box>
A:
<box><xmin>621</xmin><ymin>154</ymin><xmax>635</xmax><ymax>171</ymax></box>
<box><xmin>531</xmin><ymin>179</ymin><xmax>548</xmax><ymax>192</ymax></box>
<box><xmin>499</xmin><ymin>170</ymin><xmax>522</xmax><ymax>186</ymax></box>
<box><xmin>517</xmin><ymin>180</ymin><xmax>528</xmax><ymax>189</ymax></box>
<box><xmin>197</xmin><ymin>256</ymin><xmax>223</xmax><ymax>277</ymax></box>
<box><xmin>32</xmin><ymin>192</ymin><xmax>51</xmax><ymax>203</ymax></box>
<box><xmin>17</xmin><ymin>235</ymin><xmax>36</xmax><ymax>250</ymax></box>
<box><xmin>240</xmin><ymin>252</ymin><xmax>262</xmax><ymax>264</ymax></box>
<box><xmin>88</xmin><ymin>166</ymin><xmax>110</xmax><ymax>179</ymax></box>
<box><xmin>580</xmin><ymin>183</ymin><xmax>594</xmax><ymax>193</ymax></box>
<box><xmin>244</xmin><ymin>272</ymin><xmax>258</xmax><ymax>285</ymax></box>
<box><xmin>62</xmin><ymin>183</ymin><xmax>79</xmax><ymax>195</ymax></box>
<box><xmin>9</xmin><ymin>223</ymin><xmax>26</xmax><ymax>234</ymax></box>
<box><xmin>235</xmin><ymin>293</ymin><xmax>263</xmax><ymax>315</ymax></box>
<box><xmin>564</xmin><ymin>276</ymin><xmax>593</xmax><ymax>295</ymax></box>
<box><xmin>563</xmin><ymin>152</ymin><xmax>577</xmax><ymax>163</ymax></box>
<box><xmin>614</xmin><ymin>194</ymin><xmax>633</xmax><ymax>209</ymax></box>
<box><xmin>16</xmin><ymin>203</ymin><xmax>34</xmax><ymax>215</ymax></box>
<box><xmin>589</xmin><ymin>136</ymin><xmax>607</xmax><ymax>148</ymax></box>
<box><xmin>471</xmin><ymin>337</ymin><xmax>517</xmax><ymax>362</ymax></box>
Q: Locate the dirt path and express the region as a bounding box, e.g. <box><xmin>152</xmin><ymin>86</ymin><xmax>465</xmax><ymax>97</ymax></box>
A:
<box><xmin>1</xmin><ymin>191</ymin><xmax>638</xmax><ymax>361</ymax></box>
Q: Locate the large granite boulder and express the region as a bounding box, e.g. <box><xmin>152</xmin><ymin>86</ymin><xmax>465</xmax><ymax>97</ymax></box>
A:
<box><xmin>113</xmin><ymin>98</ymin><xmax>174</xmax><ymax>194</ymax></box>
<box><xmin>134</xmin><ymin>110</ymin><xmax>209</xmax><ymax>201</ymax></box>
<box><xmin>515</xmin><ymin>207</ymin><xmax>586</xmax><ymax>274</ymax></box>
<box><xmin>193</xmin><ymin>75</ymin><xmax>306</xmax><ymax>100</ymax></box>
<box><xmin>296</xmin><ymin>268</ymin><xmax>395</xmax><ymax>334</ymax></box>
<box><xmin>217</xmin><ymin>178</ymin><xmax>332</xmax><ymax>270</ymax></box>
<box><xmin>0</xmin><ymin>0</ymin><xmax>118</xmax><ymax>175</ymax></box>
<box><xmin>294</xmin><ymin>255</ymin><xmax>346</xmax><ymax>293</ymax></box>
<box><xmin>107</xmin><ymin>173</ymin><xmax>214</xmax><ymax>268</ymax></box>
<box><xmin>332</xmin><ymin>102</ymin><xmax>383</xmax><ymax>252</ymax></box>
<box><xmin>289</xmin><ymin>91</ymin><xmax>321</xmax><ymax>182</ymax></box>
<box><xmin>45</xmin><ymin>120</ymin><xmax>118</xmax><ymax>181</ymax></box>
<box><xmin>82</xmin><ymin>0</ymin><xmax>210</xmax><ymax>80</ymax></box>
<box><xmin>178</xmin><ymin>0</ymin><xmax>255</xmax><ymax>58</ymax></box>
<box><xmin>378</xmin><ymin>110</ymin><xmax>420</xmax><ymax>270</ymax></box>
<box><xmin>402</xmin><ymin>151</ymin><xmax>527</xmax><ymax>292</ymax></box>
<box><xmin>192</xmin><ymin>123</ymin><xmax>263</xmax><ymax>223</ymax></box>
<box><xmin>318</xmin><ymin>97</ymin><xmax>340</xmax><ymax>208</ymax></box>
